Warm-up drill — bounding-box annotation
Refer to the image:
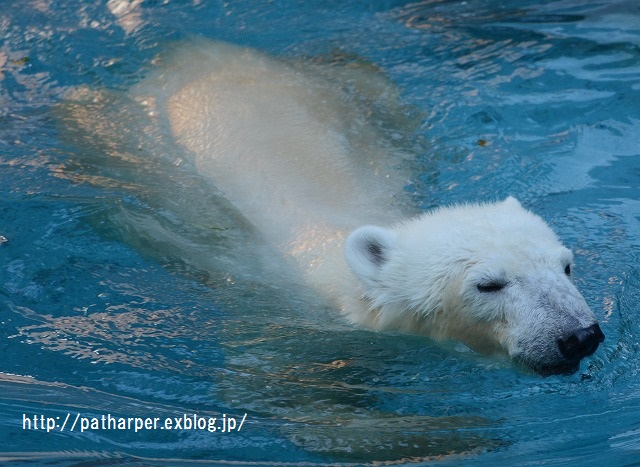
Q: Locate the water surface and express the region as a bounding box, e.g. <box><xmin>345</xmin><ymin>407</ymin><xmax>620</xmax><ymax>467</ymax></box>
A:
<box><xmin>1</xmin><ymin>0</ymin><xmax>639</xmax><ymax>464</ymax></box>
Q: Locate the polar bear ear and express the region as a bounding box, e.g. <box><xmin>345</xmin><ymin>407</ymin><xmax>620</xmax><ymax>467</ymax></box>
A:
<box><xmin>344</xmin><ymin>225</ymin><xmax>397</xmax><ymax>285</ymax></box>
<box><xmin>503</xmin><ymin>196</ymin><xmax>521</xmax><ymax>207</ymax></box>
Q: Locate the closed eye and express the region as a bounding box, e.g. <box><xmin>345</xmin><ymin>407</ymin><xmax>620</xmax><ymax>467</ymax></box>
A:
<box><xmin>477</xmin><ymin>281</ymin><xmax>508</xmax><ymax>293</ymax></box>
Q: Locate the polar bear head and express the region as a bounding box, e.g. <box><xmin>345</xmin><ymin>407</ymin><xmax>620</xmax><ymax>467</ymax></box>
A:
<box><xmin>344</xmin><ymin>197</ymin><xmax>604</xmax><ymax>375</ymax></box>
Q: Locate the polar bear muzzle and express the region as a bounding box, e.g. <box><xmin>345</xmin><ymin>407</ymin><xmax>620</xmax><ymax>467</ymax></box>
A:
<box><xmin>558</xmin><ymin>322</ymin><xmax>605</xmax><ymax>361</ymax></box>
<box><xmin>545</xmin><ymin>322</ymin><xmax>605</xmax><ymax>375</ymax></box>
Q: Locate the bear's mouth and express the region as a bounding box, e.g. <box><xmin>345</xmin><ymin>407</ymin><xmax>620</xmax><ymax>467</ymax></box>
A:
<box><xmin>532</xmin><ymin>361</ymin><xmax>580</xmax><ymax>377</ymax></box>
<box><xmin>515</xmin><ymin>323</ymin><xmax>604</xmax><ymax>376</ymax></box>
<box><xmin>514</xmin><ymin>356</ymin><xmax>581</xmax><ymax>377</ymax></box>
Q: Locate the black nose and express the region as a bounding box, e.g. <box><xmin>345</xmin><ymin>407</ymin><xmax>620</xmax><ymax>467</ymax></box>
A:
<box><xmin>558</xmin><ymin>323</ymin><xmax>605</xmax><ymax>361</ymax></box>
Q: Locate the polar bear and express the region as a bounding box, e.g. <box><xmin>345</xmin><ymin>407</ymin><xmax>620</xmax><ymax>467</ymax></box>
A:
<box><xmin>71</xmin><ymin>40</ymin><xmax>604</xmax><ymax>375</ymax></box>
<box><xmin>341</xmin><ymin>197</ymin><xmax>604</xmax><ymax>375</ymax></box>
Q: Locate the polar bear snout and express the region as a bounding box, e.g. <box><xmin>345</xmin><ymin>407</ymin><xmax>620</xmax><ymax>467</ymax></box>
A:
<box><xmin>557</xmin><ymin>323</ymin><xmax>605</xmax><ymax>362</ymax></box>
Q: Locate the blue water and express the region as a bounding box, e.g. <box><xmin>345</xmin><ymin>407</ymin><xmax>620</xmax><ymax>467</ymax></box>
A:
<box><xmin>1</xmin><ymin>0</ymin><xmax>640</xmax><ymax>464</ymax></box>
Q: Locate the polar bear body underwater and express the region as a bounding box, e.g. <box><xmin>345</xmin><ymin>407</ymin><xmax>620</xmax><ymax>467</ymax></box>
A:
<box><xmin>113</xmin><ymin>40</ymin><xmax>603</xmax><ymax>375</ymax></box>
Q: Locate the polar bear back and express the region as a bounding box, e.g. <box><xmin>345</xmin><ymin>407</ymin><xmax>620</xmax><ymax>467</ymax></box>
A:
<box><xmin>132</xmin><ymin>41</ymin><xmax>410</xmax><ymax>268</ymax></box>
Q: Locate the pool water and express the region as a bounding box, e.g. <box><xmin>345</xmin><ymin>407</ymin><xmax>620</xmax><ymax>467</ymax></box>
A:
<box><xmin>2</xmin><ymin>0</ymin><xmax>640</xmax><ymax>464</ymax></box>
